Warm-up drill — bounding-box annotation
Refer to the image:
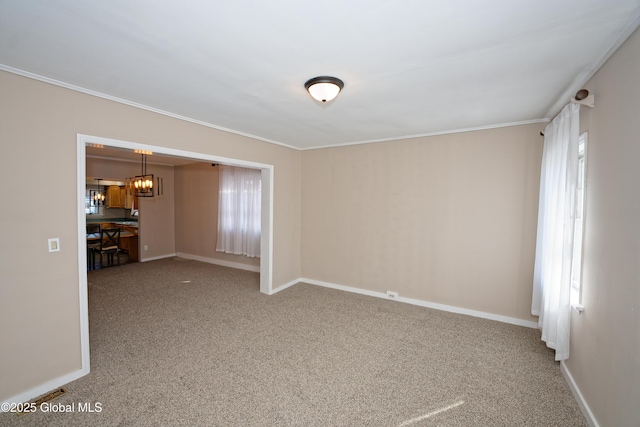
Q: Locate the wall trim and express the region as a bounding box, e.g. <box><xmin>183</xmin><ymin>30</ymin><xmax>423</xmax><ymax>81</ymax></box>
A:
<box><xmin>2</xmin><ymin>65</ymin><xmax>547</xmax><ymax>152</ymax></box>
<box><xmin>0</xmin><ymin>64</ymin><xmax>298</xmax><ymax>151</ymax></box>
<box><xmin>301</xmin><ymin>118</ymin><xmax>549</xmax><ymax>151</ymax></box>
<box><xmin>78</xmin><ymin>133</ymin><xmax>274</xmax><ymax>296</ymax></box>
<box><xmin>139</xmin><ymin>253</ymin><xmax>177</xmax><ymax>263</ymax></box>
<box><xmin>72</xmin><ymin>134</ymin><xmax>275</xmax><ymax>411</ymax></box>
<box><xmin>544</xmin><ymin>14</ymin><xmax>640</xmax><ymax>120</ymax></box>
<box><xmin>269</xmin><ymin>278</ymin><xmax>300</xmax><ymax>295</ymax></box>
<box><xmin>300</xmin><ymin>278</ymin><xmax>539</xmax><ymax>328</ymax></box>
<box><xmin>561</xmin><ymin>362</ymin><xmax>600</xmax><ymax>427</ymax></box>
<box><xmin>176</xmin><ymin>252</ymin><xmax>260</xmax><ymax>273</ymax></box>
<box><xmin>1</xmin><ymin>367</ymin><xmax>88</xmax><ymax>405</ymax></box>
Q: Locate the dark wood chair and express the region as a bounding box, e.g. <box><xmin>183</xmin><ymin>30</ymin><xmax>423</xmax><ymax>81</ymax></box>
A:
<box><xmin>86</xmin><ymin>223</ymin><xmax>101</xmax><ymax>234</ymax></box>
<box><xmin>86</xmin><ymin>224</ymin><xmax>101</xmax><ymax>270</ymax></box>
<box><xmin>91</xmin><ymin>228</ymin><xmax>121</xmax><ymax>268</ymax></box>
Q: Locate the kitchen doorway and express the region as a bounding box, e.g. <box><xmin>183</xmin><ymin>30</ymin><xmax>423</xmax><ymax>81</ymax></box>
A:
<box><xmin>76</xmin><ymin>133</ymin><xmax>274</xmax><ymax>373</ymax></box>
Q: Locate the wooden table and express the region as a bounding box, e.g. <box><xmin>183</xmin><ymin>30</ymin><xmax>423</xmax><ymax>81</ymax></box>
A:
<box><xmin>87</xmin><ymin>231</ymin><xmax>139</xmax><ymax>262</ymax></box>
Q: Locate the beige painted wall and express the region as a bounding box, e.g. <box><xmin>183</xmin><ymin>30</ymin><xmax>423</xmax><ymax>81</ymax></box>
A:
<box><xmin>174</xmin><ymin>162</ymin><xmax>260</xmax><ymax>268</ymax></box>
<box><xmin>87</xmin><ymin>156</ymin><xmax>176</xmax><ymax>260</ymax></box>
<box><xmin>135</xmin><ymin>163</ymin><xmax>176</xmax><ymax>261</ymax></box>
<box><xmin>564</xmin><ymin>28</ymin><xmax>640</xmax><ymax>426</ymax></box>
<box><xmin>301</xmin><ymin>124</ymin><xmax>543</xmax><ymax>322</ymax></box>
<box><xmin>3</xmin><ymin>27</ymin><xmax>638</xmax><ymax>422</ymax></box>
<box><xmin>0</xmin><ymin>70</ymin><xmax>301</xmax><ymax>401</ymax></box>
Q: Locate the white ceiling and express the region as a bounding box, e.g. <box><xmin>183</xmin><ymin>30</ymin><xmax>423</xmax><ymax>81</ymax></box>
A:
<box><xmin>2</xmin><ymin>1</ymin><xmax>640</xmax><ymax>150</ymax></box>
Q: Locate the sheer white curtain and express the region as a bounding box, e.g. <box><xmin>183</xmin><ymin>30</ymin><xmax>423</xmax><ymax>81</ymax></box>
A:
<box><xmin>216</xmin><ymin>165</ymin><xmax>261</xmax><ymax>258</ymax></box>
<box><xmin>532</xmin><ymin>103</ymin><xmax>580</xmax><ymax>361</ymax></box>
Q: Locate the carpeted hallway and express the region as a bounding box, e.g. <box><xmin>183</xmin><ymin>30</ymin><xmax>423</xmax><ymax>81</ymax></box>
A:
<box><xmin>2</xmin><ymin>258</ymin><xmax>587</xmax><ymax>426</ymax></box>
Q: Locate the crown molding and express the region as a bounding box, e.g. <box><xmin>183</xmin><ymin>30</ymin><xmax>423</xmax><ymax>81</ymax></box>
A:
<box><xmin>2</xmin><ymin>64</ymin><xmax>550</xmax><ymax>152</ymax></box>
<box><xmin>0</xmin><ymin>64</ymin><xmax>299</xmax><ymax>151</ymax></box>
<box><xmin>301</xmin><ymin>118</ymin><xmax>550</xmax><ymax>151</ymax></box>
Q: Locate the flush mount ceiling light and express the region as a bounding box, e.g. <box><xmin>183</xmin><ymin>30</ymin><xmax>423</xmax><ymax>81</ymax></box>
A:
<box><xmin>304</xmin><ymin>76</ymin><xmax>344</xmax><ymax>103</ymax></box>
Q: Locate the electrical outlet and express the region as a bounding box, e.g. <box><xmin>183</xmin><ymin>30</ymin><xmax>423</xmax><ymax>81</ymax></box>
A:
<box><xmin>144</xmin><ymin>245</ymin><xmax>149</xmax><ymax>251</ymax></box>
<box><xmin>386</xmin><ymin>291</ymin><xmax>398</xmax><ymax>299</ymax></box>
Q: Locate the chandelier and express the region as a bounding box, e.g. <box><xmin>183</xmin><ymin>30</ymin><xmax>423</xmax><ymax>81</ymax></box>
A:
<box><xmin>126</xmin><ymin>153</ymin><xmax>163</xmax><ymax>198</ymax></box>
<box><xmin>90</xmin><ymin>178</ymin><xmax>105</xmax><ymax>206</ymax></box>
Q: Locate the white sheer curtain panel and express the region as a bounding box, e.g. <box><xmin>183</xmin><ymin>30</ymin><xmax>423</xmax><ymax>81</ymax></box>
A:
<box><xmin>216</xmin><ymin>165</ymin><xmax>262</xmax><ymax>258</ymax></box>
<box><xmin>532</xmin><ymin>103</ymin><xmax>580</xmax><ymax>361</ymax></box>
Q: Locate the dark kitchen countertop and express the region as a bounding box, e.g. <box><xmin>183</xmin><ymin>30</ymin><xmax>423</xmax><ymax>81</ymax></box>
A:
<box><xmin>86</xmin><ymin>218</ymin><xmax>138</xmax><ymax>224</ymax></box>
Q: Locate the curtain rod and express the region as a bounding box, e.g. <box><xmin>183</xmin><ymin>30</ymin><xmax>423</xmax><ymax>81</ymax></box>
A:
<box><xmin>540</xmin><ymin>89</ymin><xmax>595</xmax><ymax>136</ymax></box>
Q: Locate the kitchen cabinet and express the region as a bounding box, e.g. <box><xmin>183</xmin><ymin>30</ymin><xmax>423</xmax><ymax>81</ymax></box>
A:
<box><xmin>119</xmin><ymin>234</ymin><xmax>138</xmax><ymax>261</ymax></box>
<box><xmin>107</xmin><ymin>186</ymin><xmax>122</xmax><ymax>208</ymax></box>
<box><xmin>123</xmin><ymin>188</ymin><xmax>134</xmax><ymax>209</ymax></box>
<box><xmin>107</xmin><ymin>186</ymin><xmax>135</xmax><ymax>209</ymax></box>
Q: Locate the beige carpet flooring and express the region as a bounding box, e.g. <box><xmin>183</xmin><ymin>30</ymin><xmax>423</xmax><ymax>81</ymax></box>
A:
<box><xmin>2</xmin><ymin>258</ymin><xmax>587</xmax><ymax>426</ymax></box>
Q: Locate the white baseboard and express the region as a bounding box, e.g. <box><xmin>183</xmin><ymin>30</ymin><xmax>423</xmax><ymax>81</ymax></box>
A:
<box><xmin>300</xmin><ymin>278</ymin><xmax>538</xmax><ymax>329</ymax></box>
<box><xmin>2</xmin><ymin>366</ymin><xmax>88</xmax><ymax>406</ymax></box>
<box><xmin>175</xmin><ymin>252</ymin><xmax>260</xmax><ymax>273</ymax></box>
<box><xmin>269</xmin><ymin>278</ymin><xmax>299</xmax><ymax>295</ymax></box>
<box><xmin>561</xmin><ymin>362</ymin><xmax>599</xmax><ymax>427</ymax></box>
<box><xmin>139</xmin><ymin>253</ymin><xmax>177</xmax><ymax>263</ymax></box>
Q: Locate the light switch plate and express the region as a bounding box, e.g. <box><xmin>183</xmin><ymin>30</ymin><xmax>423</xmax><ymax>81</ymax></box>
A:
<box><xmin>48</xmin><ymin>238</ymin><xmax>60</xmax><ymax>252</ymax></box>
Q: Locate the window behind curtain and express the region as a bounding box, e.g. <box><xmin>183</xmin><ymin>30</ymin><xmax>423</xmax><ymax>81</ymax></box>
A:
<box><xmin>216</xmin><ymin>165</ymin><xmax>261</xmax><ymax>258</ymax></box>
<box><xmin>570</xmin><ymin>133</ymin><xmax>588</xmax><ymax>305</ymax></box>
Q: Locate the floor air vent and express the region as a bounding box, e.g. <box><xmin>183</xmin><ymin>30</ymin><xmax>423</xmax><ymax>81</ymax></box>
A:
<box><xmin>18</xmin><ymin>387</ymin><xmax>67</xmax><ymax>415</ymax></box>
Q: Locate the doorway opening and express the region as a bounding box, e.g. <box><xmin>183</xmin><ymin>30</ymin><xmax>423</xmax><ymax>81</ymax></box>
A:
<box><xmin>76</xmin><ymin>133</ymin><xmax>274</xmax><ymax>374</ymax></box>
